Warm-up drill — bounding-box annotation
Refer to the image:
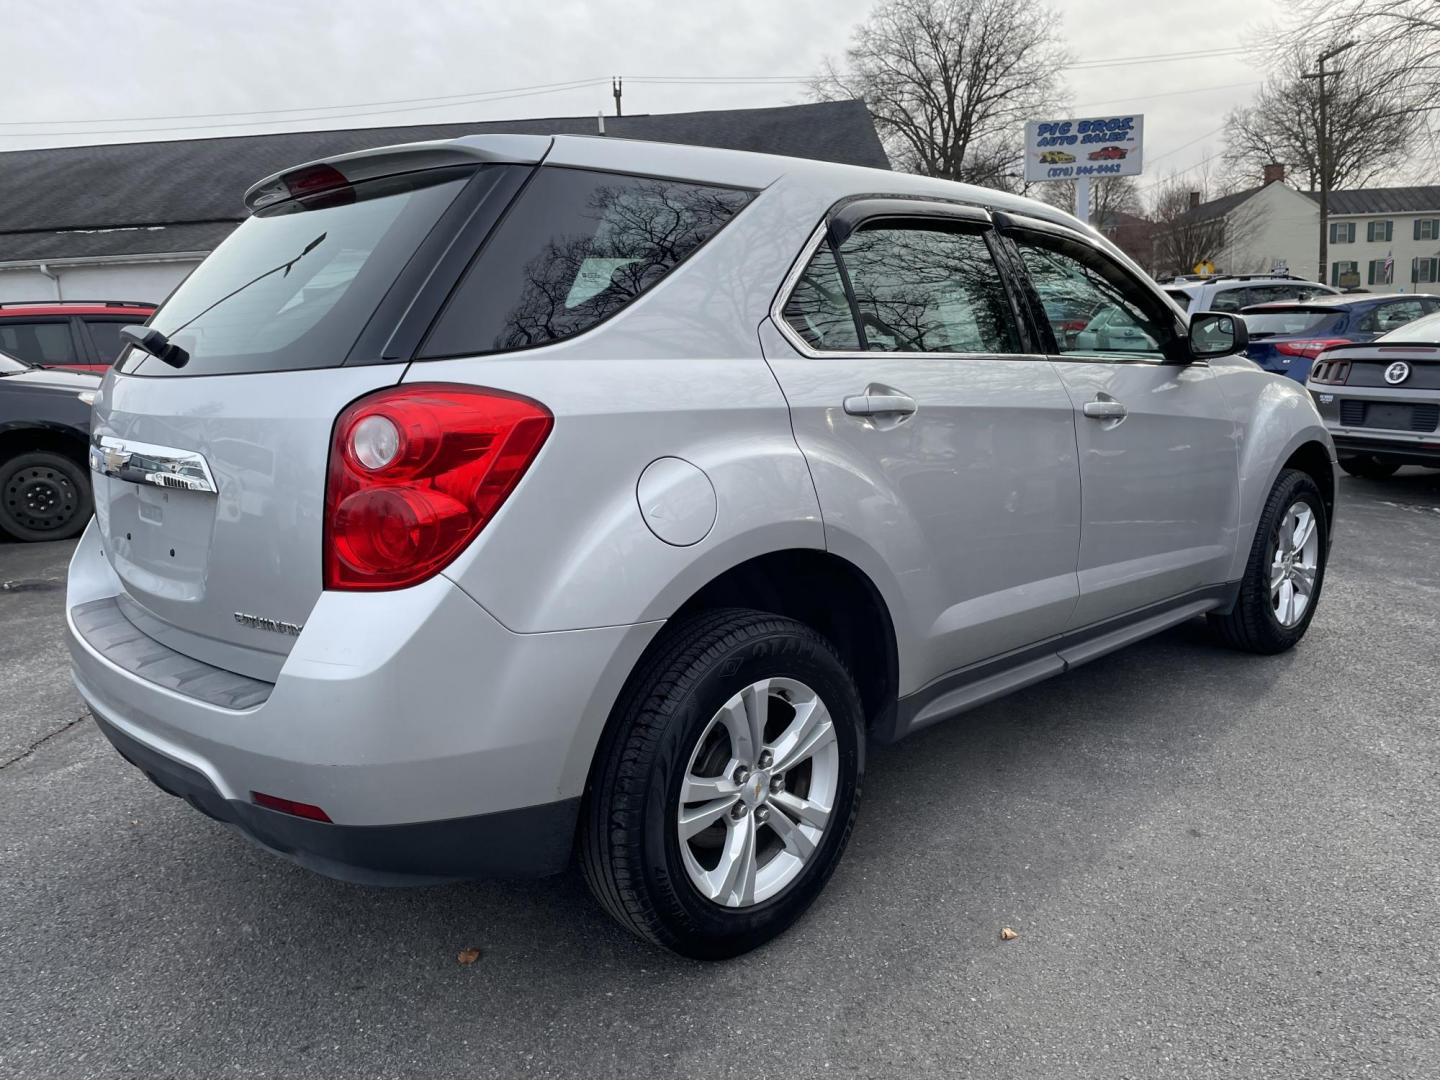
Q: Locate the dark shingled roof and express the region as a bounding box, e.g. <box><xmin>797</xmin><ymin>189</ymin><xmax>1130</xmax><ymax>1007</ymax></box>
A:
<box><xmin>1305</xmin><ymin>186</ymin><xmax>1440</xmax><ymax>216</ymax></box>
<box><xmin>0</xmin><ymin>101</ymin><xmax>887</xmax><ymax>263</ymax></box>
<box><xmin>1181</xmin><ymin>186</ymin><xmax>1265</xmax><ymax>225</ymax></box>
<box><xmin>1182</xmin><ymin>183</ymin><xmax>1440</xmax><ymax>225</ymax></box>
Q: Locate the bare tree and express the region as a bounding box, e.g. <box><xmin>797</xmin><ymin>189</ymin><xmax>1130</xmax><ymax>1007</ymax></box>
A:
<box><xmin>1222</xmin><ymin>38</ymin><xmax>1423</xmax><ymax>192</ymax></box>
<box><xmin>812</xmin><ymin>0</ymin><xmax>1069</xmax><ymax>184</ymax></box>
<box><xmin>1148</xmin><ymin>178</ymin><xmax>1230</xmax><ymax>278</ymax></box>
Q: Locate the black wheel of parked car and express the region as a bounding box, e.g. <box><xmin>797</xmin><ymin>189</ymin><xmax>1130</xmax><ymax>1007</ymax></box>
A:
<box><xmin>0</xmin><ymin>450</ymin><xmax>93</xmax><ymax>542</ymax></box>
<box><xmin>1209</xmin><ymin>468</ymin><xmax>1328</xmax><ymax>655</ymax></box>
<box><xmin>1337</xmin><ymin>454</ymin><xmax>1401</xmax><ymax>480</ymax></box>
<box><xmin>581</xmin><ymin>608</ymin><xmax>865</xmax><ymax>960</ymax></box>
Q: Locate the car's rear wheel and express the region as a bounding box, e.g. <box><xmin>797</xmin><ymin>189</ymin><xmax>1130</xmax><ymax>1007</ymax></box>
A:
<box><xmin>1337</xmin><ymin>454</ymin><xmax>1400</xmax><ymax>480</ymax></box>
<box><xmin>0</xmin><ymin>450</ymin><xmax>92</xmax><ymax>542</ymax></box>
<box><xmin>1209</xmin><ymin>468</ymin><xmax>1327</xmax><ymax>654</ymax></box>
<box><xmin>581</xmin><ymin>608</ymin><xmax>864</xmax><ymax>959</ymax></box>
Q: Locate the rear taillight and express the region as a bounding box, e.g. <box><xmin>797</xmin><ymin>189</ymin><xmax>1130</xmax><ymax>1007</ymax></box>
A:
<box><xmin>1276</xmin><ymin>338</ymin><xmax>1350</xmax><ymax>359</ymax></box>
<box><xmin>1309</xmin><ymin>358</ymin><xmax>1351</xmax><ymax>385</ymax></box>
<box><xmin>324</xmin><ymin>384</ymin><xmax>553</xmax><ymax>591</ymax></box>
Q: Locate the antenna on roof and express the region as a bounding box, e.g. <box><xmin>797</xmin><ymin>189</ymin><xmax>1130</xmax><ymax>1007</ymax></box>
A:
<box><xmin>597</xmin><ymin>111</ymin><xmax>606</xmax><ymax>136</ymax></box>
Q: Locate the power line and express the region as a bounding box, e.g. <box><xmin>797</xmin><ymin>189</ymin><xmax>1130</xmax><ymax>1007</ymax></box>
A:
<box><xmin>2</xmin><ymin>46</ymin><xmax>1262</xmax><ymax>137</ymax></box>
<box><xmin>0</xmin><ymin>80</ymin><xmax>614</xmax><ymax>139</ymax></box>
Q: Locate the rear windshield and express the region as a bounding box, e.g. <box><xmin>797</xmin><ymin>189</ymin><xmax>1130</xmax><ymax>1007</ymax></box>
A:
<box><xmin>120</xmin><ymin>167</ymin><xmax>473</xmax><ymax>377</ymax></box>
<box><xmin>419</xmin><ymin>167</ymin><xmax>753</xmax><ymax>357</ymax></box>
<box><xmin>1242</xmin><ymin>310</ymin><xmax>1338</xmax><ymax>337</ymax></box>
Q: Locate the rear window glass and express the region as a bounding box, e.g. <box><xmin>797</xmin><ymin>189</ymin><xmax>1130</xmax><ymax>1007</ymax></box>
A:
<box><xmin>0</xmin><ymin>321</ymin><xmax>73</xmax><ymax>365</ymax></box>
<box><xmin>1242</xmin><ymin>311</ymin><xmax>1335</xmax><ymax>336</ymax></box>
<box><xmin>121</xmin><ymin>168</ymin><xmax>473</xmax><ymax>377</ymax></box>
<box><xmin>420</xmin><ymin>168</ymin><xmax>753</xmax><ymax>357</ymax></box>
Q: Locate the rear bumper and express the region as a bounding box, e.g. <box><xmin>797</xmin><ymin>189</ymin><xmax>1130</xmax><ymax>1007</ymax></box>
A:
<box><xmin>1332</xmin><ymin>435</ymin><xmax>1440</xmax><ymax>466</ymax></box>
<box><xmin>94</xmin><ymin>711</ymin><xmax>580</xmax><ymax>884</ymax></box>
<box><xmin>66</xmin><ymin>521</ymin><xmax>661</xmax><ymax>881</ymax></box>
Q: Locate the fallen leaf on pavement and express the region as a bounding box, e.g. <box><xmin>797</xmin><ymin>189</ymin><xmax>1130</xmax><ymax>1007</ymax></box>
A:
<box><xmin>457</xmin><ymin>947</ymin><xmax>482</xmax><ymax>965</ymax></box>
<box><xmin>1000</xmin><ymin>927</ymin><xmax>1018</xmax><ymax>941</ymax></box>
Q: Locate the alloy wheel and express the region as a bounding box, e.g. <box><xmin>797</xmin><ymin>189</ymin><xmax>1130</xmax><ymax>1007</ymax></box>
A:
<box><xmin>1270</xmin><ymin>500</ymin><xmax>1320</xmax><ymax>628</ymax></box>
<box><xmin>676</xmin><ymin>677</ymin><xmax>839</xmax><ymax>908</ymax></box>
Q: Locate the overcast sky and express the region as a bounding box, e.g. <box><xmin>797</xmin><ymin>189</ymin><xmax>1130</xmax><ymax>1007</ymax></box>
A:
<box><xmin>0</xmin><ymin>0</ymin><xmax>1284</xmax><ymax>194</ymax></box>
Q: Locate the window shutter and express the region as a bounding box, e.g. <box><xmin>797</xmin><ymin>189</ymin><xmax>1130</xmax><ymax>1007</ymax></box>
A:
<box><xmin>1414</xmin><ymin>258</ymin><xmax>1421</xmax><ymax>283</ymax></box>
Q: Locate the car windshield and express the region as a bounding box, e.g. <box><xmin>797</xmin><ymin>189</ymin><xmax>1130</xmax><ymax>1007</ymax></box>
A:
<box><xmin>0</xmin><ymin>348</ymin><xmax>31</xmax><ymax>374</ymax></box>
<box><xmin>1377</xmin><ymin>309</ymin><xmax>1440</xmax><ymax>344</ymax></box>
<box><xmin>1242</xmin><ymin>310</ymin><xmax>1337</xmax><ymax>337</ymax></box>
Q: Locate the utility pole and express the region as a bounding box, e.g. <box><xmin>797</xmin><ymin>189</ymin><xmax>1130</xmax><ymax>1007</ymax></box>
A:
<box><xmin>612</xmin><ymin>76</ymin><xmax>623</xmax><ymax>117</ymax></box>
<box><xmin>1303</xmin><ymin>40</ymin><xmax>1356</xmax><ymax>286</ymax></box>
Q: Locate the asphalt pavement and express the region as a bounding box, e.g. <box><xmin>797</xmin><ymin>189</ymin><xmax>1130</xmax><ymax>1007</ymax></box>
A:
<box><xmin>2</xmin><ymin>470</ymin><xmax>1438</xmax><ymax>1079</ymax></box>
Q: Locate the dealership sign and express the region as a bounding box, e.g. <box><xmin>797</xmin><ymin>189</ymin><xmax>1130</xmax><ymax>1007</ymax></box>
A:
<box><xmin>1023</xmin><ymin>114</ymin><xmax>1144</xmax><ymax>183</ymax></box>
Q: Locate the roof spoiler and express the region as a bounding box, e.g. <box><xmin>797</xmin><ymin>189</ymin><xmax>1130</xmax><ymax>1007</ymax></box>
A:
<box><xmin>243</xmin><ymin>134</ymin><xmax>553</xmax><ymax>212</ymax></box>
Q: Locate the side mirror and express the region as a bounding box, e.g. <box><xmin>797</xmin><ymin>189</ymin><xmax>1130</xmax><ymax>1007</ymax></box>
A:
<box><xmin>1188</xmin><ymin>311</ymin><xmax>1249</xmax><ymax>361</ymax></box>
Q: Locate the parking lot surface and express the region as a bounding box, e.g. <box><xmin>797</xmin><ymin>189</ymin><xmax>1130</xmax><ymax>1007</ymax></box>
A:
<box><xmin>2</xmin><ymin>470</ymin><xmax>1438</xmax><ymax>1080</ymax></box>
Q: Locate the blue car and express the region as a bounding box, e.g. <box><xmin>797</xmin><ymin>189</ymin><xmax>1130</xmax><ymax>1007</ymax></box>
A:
<box><xmin>1240</xmin><ymin>294</ymin><xmax>1440</xmax><ymax>381</ymax></box>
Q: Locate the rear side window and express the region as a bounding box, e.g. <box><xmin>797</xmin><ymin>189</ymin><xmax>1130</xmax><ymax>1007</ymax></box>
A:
<box><xmin>838</xmin><ymin>225</ymin><xmax>1018</xmax><ymax>354</ymax></box>
<box><xmin>421</xmin><ymin>168</ymin><xmax>753</xmax><ymax>357</ymax></box>
<box><xmin>782</xmin><ymin>243</ymin><xmax>861</xmax><ymax>351</ymax></box>
<box><xmin>123</xmin><ymin>168</ymin><xmax>475</xmax><ymax>377</ymax></box>
<box><xmin>0</xmin><ymin>320</ymin><xmax>74</xmax><ymax>365</ymax></box>
<box><xmin>85</xmin><ymin>317</ymin><xmax>146</xmax><ymax>365</ymax></box>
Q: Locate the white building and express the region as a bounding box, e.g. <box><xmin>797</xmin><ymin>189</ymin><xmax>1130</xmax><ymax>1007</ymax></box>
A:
<box><xmin>1172</xmin><ymin>168</ymin><xmax>1440</xmax><ymax>295</ymax></box>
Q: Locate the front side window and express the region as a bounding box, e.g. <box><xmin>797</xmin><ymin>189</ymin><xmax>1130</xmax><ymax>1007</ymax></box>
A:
<box><xmin>1368</xmin><ymin>220</ymin><xmax>1393</xmax><ymax>243</ymax></box>
<box><xmin>1012</xmin><ymin>235</ymin><xmax>1174</xmax><ymax>359</ymax></box>
<box><xmin>422</xmin><ymin>169</ymin><xmax>752</xmax><ymax>357</ymax></box>
<box><xmin>1330</xmin><ymin>222</ymin><xmax>1355</xmax><ymax>244</ymax></box>
<box><xmin>835</xmin><ymin>225</ymin><xmax>1019</xmax><ymax>354</ymax></box>
<box><xmin>0</xmin><ymin>320</ymin><xmax>74</xmax><ymax>365</ymax></box>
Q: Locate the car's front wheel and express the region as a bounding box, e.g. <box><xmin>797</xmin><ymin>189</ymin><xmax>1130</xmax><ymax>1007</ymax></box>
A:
<box><xmin>1209</xmin><ymin>468</ymin><xmax>1328</xmax><ymax>654</ymax></box>
<box><xmin>1338</xmin><ymin>454</ymin><xmax>1400</xmax><ymax>480</ymax></box>
<box><xmin>0</xmin><ymin>450</ymin><xmax>93</xmax><ymax>542</ymax></box>
<box><xmin>581</xmin><ymin>608</ymin><xmax>864</xmax><ymax>959</ymax></box>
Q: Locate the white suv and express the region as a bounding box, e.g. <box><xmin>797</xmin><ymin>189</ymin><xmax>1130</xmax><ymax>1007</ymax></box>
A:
<box><xmin>1164</xmin><ymin>275</ymin><xmax>1339</xmax><ymax>316</ymax></box>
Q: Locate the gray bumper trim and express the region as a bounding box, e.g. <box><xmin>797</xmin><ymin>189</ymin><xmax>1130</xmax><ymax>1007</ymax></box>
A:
<box><xmin>71</xmin><ymin>597</ymin><xmax>273</xmax><ymax>710</ymax></box>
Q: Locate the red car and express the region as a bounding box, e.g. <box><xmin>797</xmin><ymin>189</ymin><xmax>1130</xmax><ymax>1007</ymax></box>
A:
<box><xmin>0</xmin><ymin>300</ymin><xmax>156</xmax><ymax>374</ymax></box>
<box><xmin>1087</xmin><ymin>146</ymin><xmax>1129</xmax><ymax>161</ymax></box>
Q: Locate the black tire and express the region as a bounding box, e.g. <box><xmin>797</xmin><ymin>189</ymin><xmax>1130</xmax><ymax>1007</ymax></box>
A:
<box><xmin>1338</xmin><ymin>454</ymin><xmax>1400</xmax><ymax>480</ymax></box>
<box><xmin>581</xmin><ymin>608</ymin><xmax>865</xmax><ymax>960</ymax></box>
<box><xmin>0</xmin><ymin>450</ymin><xmax>93</xmax><ymax>543</ymax></box>
<box><xmin>1208</xmin><ymin>469</ymin><xmax>1328</xmax><ymax>654</ymax></box>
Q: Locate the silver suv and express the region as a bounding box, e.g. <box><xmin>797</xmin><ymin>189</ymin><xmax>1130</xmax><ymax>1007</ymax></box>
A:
<box><xmin>67</xmin><ymin>135</ymin><xmax>1337</xmax><ymax>958</ymax></box>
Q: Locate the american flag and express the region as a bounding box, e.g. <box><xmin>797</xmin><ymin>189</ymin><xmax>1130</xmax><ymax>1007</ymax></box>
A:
<box><xmin>1383</xmin><ymin>250</ymin><xmax>1394</xmax><ymax>284</ymax></box>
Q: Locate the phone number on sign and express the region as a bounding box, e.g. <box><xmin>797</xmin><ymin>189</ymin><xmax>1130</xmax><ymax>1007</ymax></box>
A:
<box><xmin>1044</xmin><ymin>163</ymin><xmax>1125</xmax><ymax>179</ymax></box>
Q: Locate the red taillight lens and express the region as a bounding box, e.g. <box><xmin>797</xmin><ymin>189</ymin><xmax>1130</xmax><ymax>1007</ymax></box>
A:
<box><xmin>324</xmin><ymin>384</ymin><xmax>553</xmax><ymax>591</ymax></box>
<box><xmin>251</xmin><ymin>791</ymin><xmax>332</xmax><ymax>822</ymax></box>
<box><xmin>1276</xmin><ymin>338</ymin><xmax>1350</xmax><ymax>359</ymax></box>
